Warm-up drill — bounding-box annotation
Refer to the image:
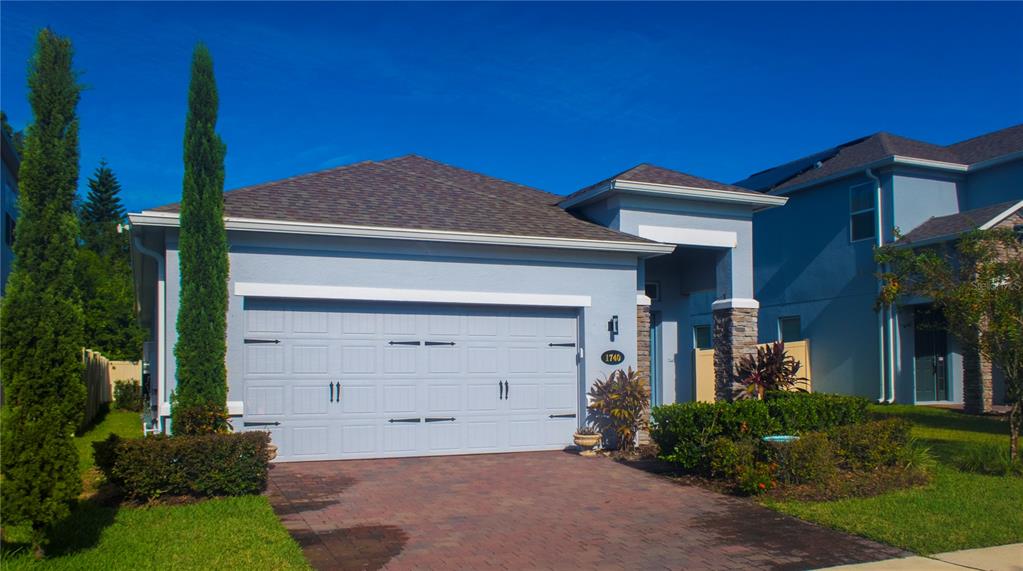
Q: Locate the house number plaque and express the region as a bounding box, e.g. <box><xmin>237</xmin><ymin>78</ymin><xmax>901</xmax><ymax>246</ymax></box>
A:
<box><xmin>600</xmin><ymin>350</ymin><xmax>625</xmax><ymax>365</ymax></box>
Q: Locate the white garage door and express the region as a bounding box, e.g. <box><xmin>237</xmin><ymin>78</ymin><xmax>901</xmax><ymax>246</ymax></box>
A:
<box><xmin>240</xmin><ymin>299</ymin><xmax>581</xmax><ymax>462</ymax></box>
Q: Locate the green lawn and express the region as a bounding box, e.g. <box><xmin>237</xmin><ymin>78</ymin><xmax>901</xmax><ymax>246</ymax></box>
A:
<box><xmin>764</xmin><ymin>405</ymin><xmax>1023</xmax><ymax>554</ymax></box>
<box><xmin>2</xmin><ymin>410</ymin><xmax>309</xmax><ymax>570</ymax></box>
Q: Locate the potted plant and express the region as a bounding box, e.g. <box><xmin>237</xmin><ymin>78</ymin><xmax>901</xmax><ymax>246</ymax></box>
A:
<box><xmin>573</xmin><ymin>425</ymin><xmax>601</xmax><ymax>456</ymax></box>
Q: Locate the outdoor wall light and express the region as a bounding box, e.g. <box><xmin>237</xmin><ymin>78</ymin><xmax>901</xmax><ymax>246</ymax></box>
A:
<box><xmin>607</xmin><ymin>315</ymin><xmax>619</xmax><ymax>336</ymax></box>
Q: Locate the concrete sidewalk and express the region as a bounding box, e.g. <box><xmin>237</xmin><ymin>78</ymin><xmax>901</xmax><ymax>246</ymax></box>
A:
<box><xmin>819</xmin><ymin>543</ymin><xmax>1022</xmax><ymax>571</ymax></box>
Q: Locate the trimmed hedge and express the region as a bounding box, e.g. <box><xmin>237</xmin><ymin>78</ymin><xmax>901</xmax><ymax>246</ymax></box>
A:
<box><xmin>829</xmin><ymin>417</ymin><xmax>912</xmax><ymax>470</ymax></box>
<box><xmin>94</xmin><ymin>431</ymin><xmax>271</xmax><ymax>501</ymax></box>
<box><xmin>765</xmin><ymin>391</ymin><xmax>869</xmax><ymax>433</ymax></box>
<box><xmin>651</xmin><ymin>392</ymin><xmax>870</xmax><ymax>472</ymax></box>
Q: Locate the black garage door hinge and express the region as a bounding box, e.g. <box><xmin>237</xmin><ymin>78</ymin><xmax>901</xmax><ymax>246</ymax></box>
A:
<box><xmin>243</xmin><ymin>421</ymin><xmax>281</xmax><ymax>427</ymax></box>
<box><xmin>244</xmin><ymin>338</ymin><xmax>280</xmax><ymax>344</ymax></box>
<box><xmin>549</xmin><ymin>342</ymin><xmax>576</xmax><ymax>347</ymax></box>
<box><xmin>549</xmin><ymin>413</ymin><xmax>577</xmax><ymax>419</ymax></box>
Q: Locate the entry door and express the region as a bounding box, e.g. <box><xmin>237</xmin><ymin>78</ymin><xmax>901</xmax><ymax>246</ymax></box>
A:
<box><xmin>241</xmin><ymin>299</ymin><xmax>580</xmax><ymax>461</ymax></box>
<box><xmin>914</xmin><ymin>306</ymin><xmax>949</xmax><ymax>402</ymax></box>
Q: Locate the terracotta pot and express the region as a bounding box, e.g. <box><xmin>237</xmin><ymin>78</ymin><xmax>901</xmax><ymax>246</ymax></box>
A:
<box><xmin>267</xmin><ymin>443</ymin><xmax>279</xmax><ymax>462</ymax></box>
<box><xmin>573</xmin><ymin>433</ymin><xmax>601</xmax><ymax>450</ymax></box>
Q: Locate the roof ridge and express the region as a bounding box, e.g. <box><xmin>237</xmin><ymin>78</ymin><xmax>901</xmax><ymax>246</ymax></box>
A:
<box><xmin>947</xmin><ymin>123</ymin><xmax>1023</xmax><ymax>149</ymax></box>
<box><xmin>379</xmin><ymin>154</ymin><xmax>561</xmax><ymax>202</ymax></box>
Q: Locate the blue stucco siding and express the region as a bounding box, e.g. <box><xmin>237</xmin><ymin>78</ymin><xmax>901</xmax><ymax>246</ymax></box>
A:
<box><xmin>162</xmin><ymin>230</ymin><xmax>642</xmax><ymax>416</ymax></box>
<box><xmin>963</xmin><ymin>158</ymin><xmax>1023</xmax><ymax>209</ymax></box>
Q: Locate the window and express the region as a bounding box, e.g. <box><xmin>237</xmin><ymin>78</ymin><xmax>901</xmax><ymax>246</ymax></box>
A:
<box><xmin>4</xmin><ymin>214</ymin><xmax>13</xmax><ymax>247</ymax></box>
<box><xmin>644</xmin><ymin>282</ymin><xmax>660</xmax><ymax>302</ymax></box>
<box><xmin>778</xmin><ymin>316</ymin><xmax>801</xmax><ymax>342</ymax></box>
<box><xmin>849</xmin><ymin>183</ymin><xmax>875</xmax><ymax>242</ymax></box>
<box><xmin>693</xmin><ymin>325</ymin><xmax>712</xmax><ymax>350</ymax></box>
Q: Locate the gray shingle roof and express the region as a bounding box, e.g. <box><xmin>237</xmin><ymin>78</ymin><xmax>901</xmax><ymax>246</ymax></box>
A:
<box><xmin>737</xmin><ymin>124</ymin><xmax>1023</xmax><ymax>193</ymax></box>
<box><xmin>897</xmin><ymin>200</ymin><xmax>1023</xmax><ymax>245</ymax></box>
<box><xmin>947</xmin><ymin>124</ymin><xmax>1023</xmax><ymax>164</ymax></box>
<box><xmin>563</xmin><ymin>163</ymin><xmax>759</xmax><ymax>204</ymax></box>
<box><xmin>149</xmin><ymin>155</ymin><xmax>655</xmax><ymax>245</ymax></box>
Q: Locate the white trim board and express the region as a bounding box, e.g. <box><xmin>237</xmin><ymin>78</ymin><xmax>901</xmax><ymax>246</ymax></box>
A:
<box><xmin>637</xmin><ymin>225</ymin><xmax>737</xmax><ymax>248</ymax></box>
<box><xmin>234</xmin><ymin>282</ymin><xmax>593</xmax><ymax>308</ymax></box>
<box><xmin>979</xmin><ymin>199</ymin><xmax>1023</xmax><ymax>230</ymax></box>
<box><xmin>128</xmin><ymin>211</ymin><xmax>675</xmax><ymax>255</ymax></box>
<box><xmin>559</xmin><ymin>179</ymin><xmax>788</xmax><ymax>210</ymax></box>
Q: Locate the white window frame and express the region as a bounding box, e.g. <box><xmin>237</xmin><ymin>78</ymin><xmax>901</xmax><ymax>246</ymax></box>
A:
<box><xmin>849</xmin><ymin>182</ymin><xmax>876</xmax><ymax>243</ymax></box>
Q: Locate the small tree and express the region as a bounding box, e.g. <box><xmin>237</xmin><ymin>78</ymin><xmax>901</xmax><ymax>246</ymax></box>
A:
<box><xmin>172</xmin><ymin>43</ymin><xmax>229</xmax><ymax>435</ymax></box>
<box><xmin>877</xmin><ymin>228</ymin><xmax>1022</xmax><ymax>460</ymax></box>
<box><xmin>732</xmin><ymin>342</ymin><xmax>808</xmax><ymax>400</ymax></box>
<box><xmin>587</xmin><ymin>367</ymin><xmax>650</xmax><ymax>451</ymax></box>
<box><xmin>80</xmin><ymin>159</ymin><xmax>127</xmax><ymax>258</ymax></box>
<box><xmin>0</xmin><ymin>29</ymin><xmax>85</xmax><ymax>556</ymax></box>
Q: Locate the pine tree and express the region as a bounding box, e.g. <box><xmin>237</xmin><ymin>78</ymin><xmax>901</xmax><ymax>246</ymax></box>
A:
<box><xmin>76</xmin><ymin>160</ymin><xmax>144</xmax><ymax>360</ymax></box>
<box><xmin>0</xmin><ymin>29</ymin><xmax>85</xmax><ymax>556</ymax></box>
<box><xmin>171</xmin><ymin>44</ymin><xmax>229</xmax><ymax>434</ymax></box>
<box><xmin>80</xmin><ymin>159</ymin><xmax>126</xmax><ymax>258</ymax></box>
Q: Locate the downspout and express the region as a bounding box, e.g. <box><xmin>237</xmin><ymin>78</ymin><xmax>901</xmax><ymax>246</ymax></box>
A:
<box><xmin>865</xmin><ymin>168</ymin><xmax>888</xmax><ymax>403</ymax></box>
<box><xmin>133</xmin><ymin>236</ymin><xmax>167</xmax><ymax>432</ymax></box>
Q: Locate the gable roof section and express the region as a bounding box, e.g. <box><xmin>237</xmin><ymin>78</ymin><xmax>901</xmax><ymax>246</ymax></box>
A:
<box><xmin>947</xmin><ymin>124</ymin><xmax>1023</xmax><ymax>164</ymax></box>
<box><xmin>146</xmin><ymin>155</ymin><xmax>663</xmax><ymax>248</ymax></box>
<box><xmin>559</xmin><ymin>162</ymin><xmax>783</xmax><ymax>211</ymax></box>
<box><xmin>737</xmin><ymin>132</ymin><xmax>960</xmax><ymax>193</ymax></box>
<box><xmin>897</xmin><ymin>199</ymin><xmax>1023</xmax><ymax>245</ymax></box>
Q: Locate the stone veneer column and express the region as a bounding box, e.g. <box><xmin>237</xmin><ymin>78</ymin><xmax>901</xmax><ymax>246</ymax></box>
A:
<box><xmin>636</xmin><ymin>303</ymin><xmax>652</xmax><ymax>444</ymax></box>
<box><xmin>963</xmin><ymin>342</ymin><xmax>994</xmax><ymax>414</ymax></box>
<box><xmin>712</xmin><ymin>302</ymin><xmax>759</xmax><ymax>402</ymax></box>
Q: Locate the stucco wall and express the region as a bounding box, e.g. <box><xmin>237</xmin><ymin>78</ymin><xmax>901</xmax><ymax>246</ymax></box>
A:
<box><xmin>162</xmin><ymin>230</ymin><xmax>642</xmax><ymax>418</ymax></box>
<box><xmin>962</xmin><ymin>158</ymin><xmax>1023</xmax><ymax>209</ymax></box>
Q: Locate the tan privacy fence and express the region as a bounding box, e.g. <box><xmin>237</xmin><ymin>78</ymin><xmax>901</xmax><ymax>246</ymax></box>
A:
<box><xmin>82</xmin><ymin>349</ymin><xmax>141</xmax><ymax>428</ymax></box>
<box><xmin>693</xmin><ymin>340</ymin><xmax>812</xmax><ymax>403</ymax></box>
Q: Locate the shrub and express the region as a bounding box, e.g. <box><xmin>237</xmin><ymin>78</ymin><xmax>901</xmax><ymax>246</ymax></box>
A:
<box><xmin>651</xmin><ymin>400</ymin><xmax>778</xmax><ymax>471</ymax></box>
<box><xmin>93</xmin><ymin>431</ymin><xmax>270</xmax><ymax>501</ymax></box>
<box><xmin>829</xmin><ymin>418</ymin><xmax>912</xmax><ymax>470</ymax></box>
<box><xmin>771</xmin><ymin>432</ymin><xmax>837</xmax><ymax>485</ymax></box>
<box><xmin>732</xmin><ymin>342</ymin><xmax>807</xmax><ymax>400</ymax></box>
<box><xmin>173</xmin><ymin>403</ymin><xmax>230</xmax><ymax>436</ymax></box>
<box><xmin>735</xmin><ymin>461</ymin><xmax>777</xmax><ymax>495</ymax></box>
<box><xmin>765</xmin><ymin>391</ymin><xmax>869</xmax><ymax>433</ymax></box>
<box><xmin>587</xmin><ymin>367</ymin><xmax>649</xmax><ymax>451</ymax></box>
<box><xmin>953</xmin><ymin>443</ymin><xmax>1023</xmax><ymax>477</ymax></box>
<box><xmin>113</xmin><ymin>379</ymin><xmax>143</xmax><ymax>412</ymax></box>
<box><xmin>707</xmin><ymin>437</ymin><xmax>757</xmax><ymax>480</ymax></box>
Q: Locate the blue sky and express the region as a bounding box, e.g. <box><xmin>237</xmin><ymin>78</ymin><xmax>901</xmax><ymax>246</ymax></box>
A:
<box><xmin>2</xmin><ymin>2</ymin><xmax>1021</xmax><ymax>212</ymax></box>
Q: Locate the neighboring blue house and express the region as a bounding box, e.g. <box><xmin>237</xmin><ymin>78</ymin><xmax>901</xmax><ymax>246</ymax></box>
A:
<box><xmin>0</xmin><ymin>129</ymin><xmax>19</xmax><ymax>297</ymax></box>
<box><xmin>737</xmin><ymin>124</ymin><xmax>1023</xmax><ymax>411</ymax></box>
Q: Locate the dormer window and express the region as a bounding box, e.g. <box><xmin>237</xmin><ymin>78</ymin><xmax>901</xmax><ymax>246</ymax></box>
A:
<box><xmin>850</xmin><ymin>183</ymin><xmax>876</xmax><ymax>242</ymax></box>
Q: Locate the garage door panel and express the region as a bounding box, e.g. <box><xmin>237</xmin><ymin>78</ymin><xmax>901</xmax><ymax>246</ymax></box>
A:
<box><xmin>381</xmin><ymin>424</ymin><xmax>418</xmax><ymax>453</ymax></box>
<box><xmin>293</xmin><ymin>345</ymin><xmax>330</xmax><ymax>374</ymax></box>
<box><xmin>427</xmin><ymin>313</ymin><xmax>461</xmax><ymax>336</ymax></box>
<box><xmin>293</xmin><ymin>384</ymin><xmax>331</xmax><ymax>415</ymax></box>
<box><xmin>543</xmin><ymin>383</ymin><xmax>576</xmax><ymax>410</ymax></box>
<box><xmin>340</xmin><ymin>384</ymin><xmax>376</xmax><ymax>413</ymax></box>
<box><xmin>247</xmin><ymin>345</ymin><xmax>285</xmax><ymax>374</ymax></box>
<box><xmin>467</xmin><ymin>346</ymin><xmax>498</xmax><ymax>373</ymax></box>
<box><xmin>427</xmin><ymin>423</ymin><xmax>461</xmax><ymax>451</ymax></box>
<box><xmin>427</xmin><ymin>346</ymin><xmax>460</xmax><ymax>373</ymax></box>
<box><xmin>342</xmin><ymin>345</ymin><xmax>376</xmax><ymax>373</ymax></box>
<box><xmin>292</xmin><ymin>425</ymin><xmax>330</xmax><ymax>457</ymax></box>
<box><xmin>292</xmin><ymin>310</ymin><xmax>330</xmax><ymax>334</ymax></box>
<box><xmin>508</xmin><ymin>419</ymin><xmax>541</xmax><ymax>447</ymax></box>
<box><xmin>544</xmin><ymin>418</ymin><xmax>576</xmax><ymax>445</ymax></box>
<box><xmin>343</xmin><ymin>424</ymin><xmax>378</xmax><ymax>454</ymax></box>
<box><xmin>383</xmin><ymin>313</ymin><xmax>417</xmax><ymax>335</ymax></box>
<box><xmin>342</xmin><ymin>312</ymin><xmax>377</xmax><ymax>334</ymax></box>
<box><xmin>383</xmin><ymin>384</ymin><xmax>417</xmax><ymax>412</ymax></box>
<box><xmin>467</xmin><ymin>315</ymin><xmax>498</xmax><ymax>336</ymax></box>
<box><xmin>466</xmin><ymin>421</ymin><xmax>500</xmax><ymax>449</ymax></box>
<box><xmin>509</xmin><ymin>383</ymin><xmax>541</xmax><ymax>411</ymax></box>
<box><xmin>246</xmin><ymin>385</ymin><xmax>285</xmax><ymax>415</ymax></box>
<box><xmin>427</xmin><ymin>383</ymin><xmax>460</xmax><ymax>412</ymax></box>
<box><xmin>383</xmin><ymin>346</ymin><xmax>417</xmax><ymax>374</ymax></box>
<box><xmin>544</xmin><ymin>347</ymin><xmax>576</xmax><ymax>373</ymax></box>
<box><xmin>509</xmin><ymin>316</ymin><xmax>539</xmax><ymax>337</ymax></box>
<box><xmin>247</xmin><ymin>308</ymin><xmax>286</xmax><ymax>333</ymax></box>
<box><xmin>466</xmin><ymin>382</ymin><xmax>500</xmax><ymax>411</ymax></box>
<box><xmin>508</xmin><ymin>347</ymin><xmax>540</xmax><ymax>373</ymax></box>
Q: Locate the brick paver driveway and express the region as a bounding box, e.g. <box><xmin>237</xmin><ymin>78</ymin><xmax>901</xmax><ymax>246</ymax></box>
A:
<box><xmin>268</xmin><ymin>451</ymin><xmax>906</xmax><ymax>570</ymax></box>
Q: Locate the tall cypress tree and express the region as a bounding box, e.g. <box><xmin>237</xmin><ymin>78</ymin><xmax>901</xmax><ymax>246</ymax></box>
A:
<box><xmin>0</xmin><ymin>29</ymin><xmax>85</xmax><ymax>556</ymax></box>
<box><xmin>171</xmin><ymin>43</ymin><xmax>229</xmax><ymax>434</ymax></box>
<box><xmin>80</xmin><ymin>159</ymin><xmax>126</xmax><ymax>258</ymax></box>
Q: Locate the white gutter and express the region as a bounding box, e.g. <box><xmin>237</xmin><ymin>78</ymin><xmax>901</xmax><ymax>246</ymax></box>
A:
<box><xmin>558</xmin><ymin>179</ymin><xmax>789</xmax><ymax>210</ymax></box>
<box><xmin>865</xmin><ymin>168</ymin><xmax>888</xmax><ymax>403</ymax></box>
<box><xmin>128</xmin><ymin>211</ymin><xmax>676</xmax><ymax>256</ymax></box>
<box><xmin>132</xmin><ymin>236</ymin><xmax>167</xmax><ymax>431</ymax></box>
